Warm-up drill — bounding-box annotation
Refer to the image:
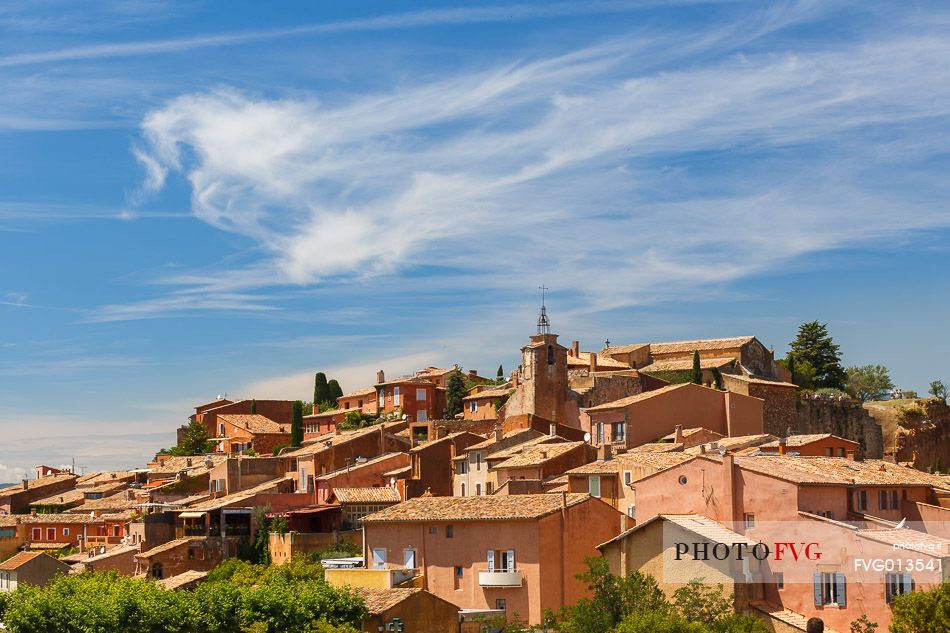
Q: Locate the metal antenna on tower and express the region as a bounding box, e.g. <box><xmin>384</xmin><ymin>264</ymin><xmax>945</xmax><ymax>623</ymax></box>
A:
<box><xmin>537</xmin><ymin>285</ymin><xmax>551</xmax><ymax>334</ymax></box>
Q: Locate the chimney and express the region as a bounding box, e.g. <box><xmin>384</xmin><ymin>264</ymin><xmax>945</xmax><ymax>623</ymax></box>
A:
<box><xmin>674</xmin><ymin>425</ymin><xmax>684</xmax><ymax>444</ymax></box>
<box><xmin>22</xmin><ymin>479</ymin><xmax>28</xmax><ymax>490</ymax></box>
<box><xmin>376</xmin><ymin>370</ymin><xmax>385</xmax><ymax>384</ymax></box>
<box><xmin>699</xmin><ymin>444</ymin><xmax>706</xmax><ymax>455</ymax></box>
<box><xmin>598</xmin><ymin>443</ymin><xmax>613</xmax><ymax>461</ymax></box>
<box><xmin>494</xmin><ymin>426</ymin><xmax>503</xmax><ymax>443</ymax></box>
<box><xmin>468</xmin><ymin>369</ymin><xmax>477</xmax><ymax>378</ymax></box>
<box><xmin>512</xmin><ymin>371</ymin><xmax>520</xmax><ymax>387</ymax></box>
<box><xmin>778</xmin><ymin>437</ymin><xmax>788</xmax><ymax>456</ymax></box>
<box><xmin>589</xmin><ymin>353</ymin><xmax>597</xmax><ymax>374</ymax></box>
<box><xmin>571</xmin><ymin>340</ymin><xmax>580</xmax><ymax>357</ymax></box>
<box><xmin>549</xmin><ymin>423</ymin><xmax>557</xmax><ymax>437</ymax></box>
<box><xmin>722</xmin><ymin>453</ymin><xmax>736</xmax><ymax>523</ymax></box>
<box><xmin>561</xmin><ymin>490</ymin><xmax>568</xmax><ymax>511</ymax></box>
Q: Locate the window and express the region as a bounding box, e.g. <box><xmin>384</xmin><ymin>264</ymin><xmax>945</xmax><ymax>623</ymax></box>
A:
<box><xmin>838</xmin><ymin>448</ymin><xmax>846</xmax><ymax>457</ymax></box>
<box><xmin>744</xmin><ymin>513</ymin><xmax>755</xmax><ymax>529</ymax></box>
<box><xmin>818</xmin><ymin>510</ymin><xmax>836</xmax><ymax>520</ymax></box>
<box><xmin>614</xmin><ymin>422</ymin><xmax>626</xmax><ymax>442</ymax></box>
<box><xmin>547</xmin><ymin>345</ymin><xmax>555</xmax><ymax>365</ymax></box>
<box><xmin>627</xmin><ymin>505</ymin><xmax>636</xmax><ymax>519</ymax></box>
<box><xmin>826</xmin><ymin>448</ymin><xmax>834</xmax><ymax>457</ymax></box>
<box><xmin>487</xmin><ymin>549</ymin><xmax>495</xmax><ymax>572</ymax></box>
<box><xmin>775</xmin><ymin>572</ymin><xmax>785</xmax><ymax>590</ymax></box>
<box><xmin>596</xmin><ymin>423</ymin><xmax>604</xmax><ymax>445</ymax></box>
<box><xmin>469</xmin><ymin>401</ymin><xmax>478</xmax><ymax>412</ymax></box>
<box><xmin>879</xmin><ymin>490</ymin><xmax>899</xmax><ymax>510</ymax></box>
<box><xmin>496</xmin><ymin>599</ymin><xmax>507</xmax><ymax>611</ymax></box>
<box><xmin>501</xmin><ymin>549</ymin><xmax>515</xmax><ymax>572</ymax></box>
<box><xmin>447</xmin><ymin>525</ymin><xmax>454</xmax><ymax>538</ymax></box>
<box><xmin>417</xmin><ymin>409</ymin><xmax>427</xmax><ymax>422</ymax></box>
<box><xmin>814</xmin><ymin>572</ymin><xmax>846</xmax><ymax>606</ymax></box>
<box><xmin>455</xmin><ymin>565</ymin><xmax>463</xmax><ymax>590</ymax></box>
<box><xmin>417</xmin><ymin>388</ymin><xmax>427</xmax><ymax>401</ymax></box>
<box><xmin>589</xmin><ymin>475</ymin><xmax>601</xmax><ymax>498</ymax></box>
<box><xmin>372</xmin><ymin>548</ymin><xmax>387</xmax><ymax>569</ymax></box>
<box><xmin>476</xmin><ymin>453</ymin><xmax>482</xmax><ymax>471</ymax></box>
<box><xmin>31</xmin><ymin>528</ymin><xmax>41</xmax><ymax>541</ymax></box>
<box><xmin>63</xmin><ymin>528</ymin><xmax>70</xmax><ymax>537</ymax></box>
<box><xmin>392</xmin><ymin>386</ymin><xmax>401</xmax><ymax>406</ymax></box>
<box><xmin>886</xmin><ymin>572</ymin><xmax>913</xmax><ymax>603</ymax></box>
<box><xmin>219</xmin><ymin>423</ymin><xmax>225</xmax><ymax>436</ymax></box>
<box><xmin>678</xmin><ymin>475</ymin><xmax>689</xmax><ymax>486</ymax></box>
<box><xmin>46</xmin><ymin>528</ymin><xmax>55</xmax><ymax>541</ymax></box>
<box><xmin>856</xmin><ymin>490</ymin><xmax>869</xmax><ymax>512</ymax></box>
<box><xmin>486</xmin><ymin>482</ymin><xmax>494</xmax><ymax>495</ymax></box>
<box><xmin>460</xmin><ymin>483</ymin><xmax>466</xmax><ymax>497</ymax></box>
<box><xmin>404</xmin><ymin>549</ymin><xmax>416</xmax><ymax>569</ymax></box>
<box><xmin>378</xmin><ymin>391</ymin><xmax>385</xmax><ymax>408</ymax></box>
<box><xmin>476</xmin><ymin>483</ymin><xmax>482</xmax><ymax>496</ymax></box>
<box><xmin>429</xmin><ymin>526</ymin><xmax>438</xmax><ymax>534</ymax></box>
<box><xmin>623</xmin><ymin>471</ymin><xmax>632</xmax><ymax>486</ymax></box>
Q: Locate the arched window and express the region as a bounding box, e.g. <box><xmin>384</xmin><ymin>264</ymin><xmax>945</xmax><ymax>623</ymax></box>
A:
<box><xmin>219</xmin><ymin>423</ymin><xmax>225</xmax><ymax>436</ymax></box>
<box><xmin>547</xmin><ymin>345</ymin><xmax>555</xmax><ymax>365</ymax></box>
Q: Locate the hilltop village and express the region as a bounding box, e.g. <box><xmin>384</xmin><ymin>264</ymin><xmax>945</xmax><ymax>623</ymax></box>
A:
<box><xmin>2</xmin><ymin>312</ymin><xmax>948</xmax><ymax>633</ymax></box>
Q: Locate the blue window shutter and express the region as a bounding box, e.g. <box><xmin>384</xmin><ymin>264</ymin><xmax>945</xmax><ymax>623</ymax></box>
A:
<box><xmin>836</xmin><ymin>572</ymin><xmax>847</xmax><ymax>606</ymax></box>
<box><xmin>813</xmin><ymin>573</ymin><xmax>823</xmax><ymax>606</ymax></box>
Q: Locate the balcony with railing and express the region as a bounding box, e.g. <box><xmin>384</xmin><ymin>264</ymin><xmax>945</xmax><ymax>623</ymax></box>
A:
<box><xmin>478</xmin><ymin>568</ymin><xmax>523</xmax><ymax>587</ymax></box>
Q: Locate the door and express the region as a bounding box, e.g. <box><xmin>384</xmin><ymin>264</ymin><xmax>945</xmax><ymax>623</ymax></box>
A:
<box><xmin>372</xmin><ymin>548</ymin><xmax>387</xmax><ymax>569</ymax></box>
<box><xmin>487</xmin><ymin>549</ymin><xmax>495</xmax><ymax>572</ymax></box>
<box><xmin>404</xmin><ymin>548</ymin><xmax>416</xmax><ymax>570</ymax></box>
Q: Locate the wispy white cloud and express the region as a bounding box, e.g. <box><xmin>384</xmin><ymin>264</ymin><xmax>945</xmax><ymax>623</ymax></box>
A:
<box><xmin>0</xmin><ymin>1</ymin><xmax>729</xmax><ymax>68</ymax></box>
<box><xmin>0</xmin><ymin>463</ymin><xmax>27</xmax><ymax>485</ymax></box>
<box><xmin>119</xmin><ymin>8</ymin><xmax>950</xmax><ymax>321</ymax></box>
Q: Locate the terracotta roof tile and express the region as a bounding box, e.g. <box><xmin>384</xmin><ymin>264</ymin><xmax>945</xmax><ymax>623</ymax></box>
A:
<box><xmin>0</xmin><ymin>551</ymin><xmax>45</xmax><ymax>570</ymax></box>
<box><xmin>585</xmin><ymin>383</ymin><xmax>690</xmax><ymax>412</ymax></box>
<box><xmin>0</xmin><ymin>474</ymin><xmax>78</xmax><ymax>500</ymax></box>
<box><xmin>684</xmin><ymin>434</ymin><xmax>776</xmax><ymax>455</ymax></box>
<box><xmin>339</xmin><ymin>387</ymin><xmax>377</xmax><ymax>399</ymax></box>
<box><xmin>21</xmin><ymin>513</ymin><xmax>110</xmax><ymax>525</ymax></box>
<box><xmin>186</xmin><ymin>476</ymin><xmax>293</xmax><ymax>512</ymax></box>
<box><xmin>462</xmin><ymin>387</ymin><xmax>515</xmax><ymax>401</ymax></box>
<box><xmin>641</xmin><ymin>357</ymin><xmax>736</xmax><ymax>373</ymax></box>
<box><xmin>759</xmin><ymin>434</ymin><xmax>857</xmax><ymax>448</ymax></box>
<box><xmin>362</xmin><ymin>493</ymin><xmax>591</xmax><ymax>523</ymax></box>
<box><xmin>648</xmin><ymin>337</ymin><xmax>756</xmax><ymax>355</ymax></box>
<box><xmin>218</xmin><ymin>413</ymin><xmax>289</xmax><ymax>434</ymax></box>
<box><xmin>355</xmin><ymin>587</ymin><xmax>424</xmax><ymax>614</ymax></box>
<box><xmin>331</xmin><ymin>487</ymin><xmax>401</xmax><ymax>504</ymax></box>
<box><xmin>492</xmin><ymin>442</ymin><xmax>585</xmax><ymax>469</ymax></box>
<box><xmin>736</xmin><ymin>456</ymin><xmax>950</xmax><ymax>487</ymax></box>
<box><xmin>136</xmin><ymin>537</ymin><xmax>200</xmax><ymax>559</ymax></box>
<box><xmin>463</xmin><ymin>429</ymin><xmax>542</xmax><ymax>452</ymax></box>
<box><xmin>157</xmin><ymin>569</ymin><xmax>209</xmax><ymax>590</ymax></box>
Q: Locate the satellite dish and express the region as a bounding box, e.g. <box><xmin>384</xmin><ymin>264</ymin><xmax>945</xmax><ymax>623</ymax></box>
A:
<box><xmin>583</xmin><ymin>432</ymin><xmax>591</xmax><ymax>442</ymax></box>
<box><xmin>896</xmin><ymin>518</ymin><xmax>907</xmax><ymax>529</ymax></box>
<box><xmin>402</xmin><ymin>414</ymin><xmax>408</xmax><ymax>420</ymax></box>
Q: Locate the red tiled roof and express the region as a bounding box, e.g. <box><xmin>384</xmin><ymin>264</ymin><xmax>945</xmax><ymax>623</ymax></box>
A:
<box><xmin>0</xmin><ymin>551</ymin><xmax>44</xmax><ymax>570</ymax></box>
<box><xmin>331</xmin><ymin>487</ymin><xmax>401</xmax><ymax>504</ymax></box>
<box><xmin>218</xmin><ymin>413</ymin><xmax>289</xmax><ymax>434</ymax></box>
<box><xmin>584</xmin><ymin>383</ymin><xmax>690</xmax><ymax>412</ymax></box>
<box><xmin>362</xmin><ymin>493</ymin><xmax>591</xmax><ymax>523</ymax></box>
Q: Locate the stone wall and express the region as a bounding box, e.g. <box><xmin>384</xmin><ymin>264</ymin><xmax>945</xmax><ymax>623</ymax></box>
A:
<box><xmin>792</xmin><ymin>399</ymin><xmax>883</xmax><ymax>458</ymax></box>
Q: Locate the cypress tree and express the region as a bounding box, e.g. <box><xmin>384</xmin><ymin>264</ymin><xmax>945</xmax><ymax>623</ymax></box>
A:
<box><xmin>690</xmin><ymin>351</ymin><xmax>702</xmax><ymax>385</ymax></box>
<box><xmin>250</xmin><ymin>399</ymin><xmax>257</xmax><ymax>415</ymax></box>
<box><xmin>444</xmin><ymin>371</ymin><xmax>467</xmax><ymax>418</ymax></box>
<box><xmin>313</xmin><ymin>372</ymin><xmax>330</xmax><ymax>406</ymax></box>
<box><xmin>327</xmin><ymin>379</ymin><xmax>343</xmax><ymax>405</ymax></box>
<box><xmin>497</xmin><ymin>365</ymin><xmax>504</xmax><ymax>379</ymax></box>
<box><xmin>711</xmin><ymin>367</ymin><xmax>724</xmax><ymax>390</ymax></box>
<box><xmin>290</xmin><ymin>400</ymin><xmax>304</xmax><ymax>447</ymax></box>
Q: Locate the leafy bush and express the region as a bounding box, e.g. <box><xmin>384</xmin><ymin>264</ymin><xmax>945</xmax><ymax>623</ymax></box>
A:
<box><xmin>0</xmin><ymin>569</ymin><xmax>366</xmax><ymax>633</ymax></box>
<box><xmin>889</xmin><ymin>582</ymin><xmax>950</xmax><ymax>632</ymax></box>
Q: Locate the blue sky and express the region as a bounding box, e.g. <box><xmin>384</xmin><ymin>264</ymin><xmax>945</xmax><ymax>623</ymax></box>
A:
<box><xmin>1</xmin><ymin>0</ymin><xmax>949</xmax><ymax>482</ymax></box>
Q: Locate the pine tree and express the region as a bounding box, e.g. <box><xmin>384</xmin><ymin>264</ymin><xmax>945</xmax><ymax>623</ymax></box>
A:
<box><xmin>290</xmin><ymin>400</ymin><xmax>304</xmax><ymax>447</ymax></box>
<box><xmin>327</xmin><ymin>379</ymin><xmax>343</xmax><ymax>405</ymax></box>
<box><xmin>444</xmin><ymin>370</ymin><xmax>467</xmax><ymax>418</ymax></box>
<box><xmin>689</xmin><ymin>351</ymin><xmax>702</xmax><ymax>385</ymax></box>
<box><xmin>313</xmin><ymin>372</ymin><xmax>330</xmax><ymax>406</ymax></box>
<box><xmin>788</xmin><ymin>321</ymin><xmax>847</xmax><ymax>389</ymax></box>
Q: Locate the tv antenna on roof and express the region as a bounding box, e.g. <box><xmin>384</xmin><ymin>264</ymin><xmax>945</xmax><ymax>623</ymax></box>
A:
<box><xmin>537</xmin><ymin>285</ymin><xmax>551</xmax><ymax>335</ymax></box>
